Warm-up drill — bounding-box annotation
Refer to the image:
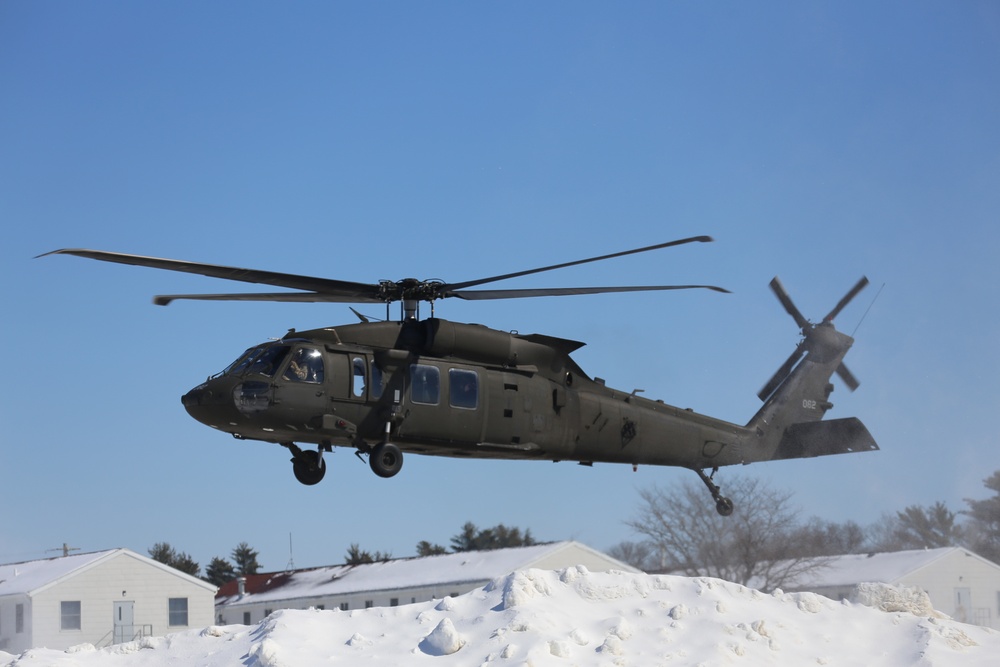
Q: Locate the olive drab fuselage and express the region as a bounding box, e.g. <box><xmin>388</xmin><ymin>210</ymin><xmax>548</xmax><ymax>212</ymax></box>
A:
<box><xmin>182</xmin><ymin>318</ymin><xmax>753</xmax><ymax>470</ymax></box>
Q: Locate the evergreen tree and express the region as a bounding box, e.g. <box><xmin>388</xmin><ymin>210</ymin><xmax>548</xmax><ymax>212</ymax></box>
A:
<box><xmin>449</xmin><ymin>521</ymin><xmax>537</xmax><ymax>552</ymax></box>
<box><xmin>205</xmin><ymin>556</ymin><xmax>237</xmax><ymax>587</ymax></box>
<box><xmin>893</xmin><ymin>502</ymin><xmax>963</xmax><ymax>549</ymax></box>
<box><xmin>147</xmin><ymin>542</ymin><xmax>199</xmax><ymax>577</ymax></box>
<box><xmin>232</xmin><ymin>542</ymin><xmax>261</xmax><ymax>575</ymax></box>
<box><xmin>171</xmin><ymin>551</ymin><xmax>201</xmax><ymax>577</ymax></box>
<box><xmin>148</xmin><ymin>542</ymin><xmax>177</xmax><ymax>565</ymax></box>
<box><xmin>416</xmin><ymin>540</ymin><xmax>448</xmax><ymax>557</ymax></box>
<box><xmin>964</xmin><ymin>470</ymin><xmax>1000</xmax><ymax>563</ymax></box>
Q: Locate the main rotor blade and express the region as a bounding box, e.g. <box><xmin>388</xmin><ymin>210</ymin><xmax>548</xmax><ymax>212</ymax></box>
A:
<box><xmin>769</xmin><ymin>277</ymin><xmax>810</xmax><ymax>330</ymax></box>
<box><xmin>39</xmin><ymin>249</ymin><xmax>381</xmax><ymax>301</ymax></box>
<box><xmin>824</xmin><ymin>276</ymin><xmax>870</xmax><ymax>322</ymax></box>
<box><xmin>442</xmin><ymin>236</ymin><xmax>715</xmax><ymax>292</ymax></box>
<box><xmin>447</xmin><ymin>284</ymin><xmax>730</xmax><ymax>301</ymax></box>
<box><xmin>152</xmin><ymin>292</ymin><xmax>384</xmax><ymax>306</ymax></box>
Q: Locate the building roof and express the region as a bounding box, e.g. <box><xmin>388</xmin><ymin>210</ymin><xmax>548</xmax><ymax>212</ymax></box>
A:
<box><xmin>216</xmin><ymin>541</ymin><xmax>630</xmax><ymax>608</ymax></box>
<box><xmin>0</xmin><ymin>548</ymin><xmax>216</xmax><ymax>597</ymax></box>
<box><xmin>782</xmin><ymin>547</ymin><xmax>997</xmax><ymax>590</ymax></box>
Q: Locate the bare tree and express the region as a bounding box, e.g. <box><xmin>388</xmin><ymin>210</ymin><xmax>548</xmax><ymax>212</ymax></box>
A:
<box><xmin>607</xmin><ymin>540</ymin><xmax>657</xmax><ymax>572</ymax></box>
<box><xmin>625</xmin><ymin>476</ymin><xmax>828</xmax><ymax>592</ymax></box>
<box><xmin>787</xmin><ymin>517</ymin><xmax>868</xmax><ymax>558</ymax></box>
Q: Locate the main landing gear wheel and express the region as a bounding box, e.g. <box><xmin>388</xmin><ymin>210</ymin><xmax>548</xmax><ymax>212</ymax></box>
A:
<box><xmin>694</xmin><ymin>467</ymin><xmax>735</xmax><ymax>516</ymax></box>
<box><xmin>715</xmin><ymin>497</ymin><xmax>735</xmax><ymax>517</ymax></box>
<box><xmin>369</xmin><ymin>442</ymin><xmax>403</xmax><ymax>478</ymax></box>
<box><xmin>292</xmin><ymin>449</ymin><xmax>326</xmax><ymax>486</ymax></box>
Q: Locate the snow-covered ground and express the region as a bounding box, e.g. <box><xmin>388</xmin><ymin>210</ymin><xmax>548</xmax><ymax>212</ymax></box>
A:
<box><xmin>3</xmin><ymin>567</ymin><xmax>997</xmax><ymax>666</ymax></box>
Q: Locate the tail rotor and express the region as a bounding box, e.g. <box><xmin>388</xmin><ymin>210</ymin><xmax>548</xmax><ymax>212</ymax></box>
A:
<box><xmin>758</xmin><ymin>276</ymin><xmax>869</xmax><ymax>401</ymax></box>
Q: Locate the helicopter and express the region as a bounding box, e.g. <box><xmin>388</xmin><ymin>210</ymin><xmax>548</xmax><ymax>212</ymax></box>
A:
<box><xmin>41</xmin><ymin>236</ymin><xmax>877</xmax><ymax>515</ymax></box>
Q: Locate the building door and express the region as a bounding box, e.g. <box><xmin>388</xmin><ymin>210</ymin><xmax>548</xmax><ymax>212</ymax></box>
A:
<box><xmin>953</xmin><ymin>587</ymin><xmax>971</xmax><ymax>623</ymax></box>
<box><xmin>113</xmin><ymin>601</ymin><xmax>135</xmax><ymax>644</ymax></box>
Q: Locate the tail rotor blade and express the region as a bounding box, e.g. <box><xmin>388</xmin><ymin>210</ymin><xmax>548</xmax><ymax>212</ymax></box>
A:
<box><xmin>758</xmin><ymin>346</ymin><xmax>805</xmax><ymax>401</ymax></box>
<box><xmin>836</xmin><ymin>362</ymin><xmax>860</xmax><ymax>391</ymax></box>
<box><xmin>769</xmin><ymin>277</ymin><xmax>810</xmax><ymax>330</ymax></box>
<box><xmin>824</xmin><ymin>276</ymin><xmax>870</xmax><ymax>322</ymax></box>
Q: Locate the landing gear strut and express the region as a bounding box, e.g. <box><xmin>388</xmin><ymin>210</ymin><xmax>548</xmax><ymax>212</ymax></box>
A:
<box><xmin>286</xmin><ymin>443</ymin><xmax>328</xmax><ymax>486</ymax></box>
<box><xmin>694</xmin><ymin>467</ymin><xmax>734</xmax><ymax>516</ymax></box>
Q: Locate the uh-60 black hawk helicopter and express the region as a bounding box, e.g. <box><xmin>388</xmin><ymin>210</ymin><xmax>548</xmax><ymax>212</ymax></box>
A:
<box><xmin>42</xmin><ymin>236</ymin><xmax>878</xmax><ymax>515</ymax></box>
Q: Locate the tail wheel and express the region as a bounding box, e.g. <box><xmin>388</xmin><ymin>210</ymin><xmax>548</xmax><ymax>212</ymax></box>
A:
<box><xmin>292</xmin><ymin>450</ymin><xmax>326</xmax><ymax>486</ymax></box>
<box><xmin>370</xmin><ymin>443</ymin><xmax>403</xmax><ymax>478</ymax></box>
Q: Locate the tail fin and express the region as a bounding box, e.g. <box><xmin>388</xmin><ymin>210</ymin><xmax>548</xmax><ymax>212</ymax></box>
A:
<box><xmin>745</xmin><ymin>277</ymin><xmax>878</xmax><ymax>462</ymax></box>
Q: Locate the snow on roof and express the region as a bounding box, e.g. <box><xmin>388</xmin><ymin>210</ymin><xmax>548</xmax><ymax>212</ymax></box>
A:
<box><xmin>0</xmin><ymin>548</ymin><xmax>217</xmax><ymax>598</ymax></box>
<box><xmin>783</xmin><ymin>547</ymin><xmax>962</xmax><ymax>590</ymax></box>
<box><xmin>0</xmin><ymin>549</ymin><xmax>118</xmax><ymax>597</ymax></box>
<box><xmin>216</xmin><ymin>541</ymin><xmax>614</xmax><ymax>607</ymax></box>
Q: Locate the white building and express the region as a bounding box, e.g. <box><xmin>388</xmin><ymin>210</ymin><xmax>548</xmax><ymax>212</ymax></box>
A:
<box><xmin>215</xmin><ymin>541</ymin><xmax>637</xmax><ymax>625</ymax></box>
<box><xmin>0</xmin><ymin>549</ymin><xmax>217</xmax><ymax>652</ymax></box>
<box><xmin>781</xmin><ymin>547</ymin><xmax>1000</xmax><ymax>629</ymax></box>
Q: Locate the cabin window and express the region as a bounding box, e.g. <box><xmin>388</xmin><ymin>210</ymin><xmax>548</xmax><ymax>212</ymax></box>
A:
<box><xmin>390</xmin><ymin>598</ymin><xmax>399</xmax><ymax>607</ymax></box>
<box><xmin>15</xmin><ymin>604</ymin><xmax>23</xmax><ymax>633</ymax></box>
<box><xmin>169</xmin><ymin>598</ymin><xmax>189</xmax><ymax>626</ymax></box>
<box><xmin>449</xmin><ymin>369</ymin><xmax>479</xmax><ymax>409</ymax></box>
<box><xmin>282</xmin><ymin>347</ymin><xmax>324</xmax><ymax>383</ymax></box>
<box><xmin>352</xmin><ymin>357</ymin><xmax>366</xmax><ymax>397</ymax></box>
<box><xmin>340</xmin><ymin>602</ymin><xmax>349</xmax><ymax>611</ymax></box>
<box><xmin>247</xmin><ymin>345</ymin><xmax>290</xmax><ymax>377</ymax></box>
<box><xmin>243</xmin><ymin>611</ymin><xmax>251</xmax><ymax>625</ymax></box>
<box><xmin>60</xmin><ymin>601</ymin><xmax>81</xmax><ymax>630</ymax></box>
<box><xmin>410</xmin><ymin>364</ymin><xmax>440</xmax><ymax>405</ymax></box>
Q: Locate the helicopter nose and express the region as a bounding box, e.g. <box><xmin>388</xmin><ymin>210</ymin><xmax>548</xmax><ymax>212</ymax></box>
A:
<box><xmin>181</xmin><ymin>382</ymin><xmax>232</xmax><ymax>427</ymax></box>
<box><xmin>181</xmin><ymin>383</ymin><xmax>208</xmax><ymax>409</ymax></box>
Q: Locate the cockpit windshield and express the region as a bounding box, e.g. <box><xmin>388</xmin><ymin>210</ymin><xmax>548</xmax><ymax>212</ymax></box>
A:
<box><xmin>221</xmin><ymin>347</ymin><xmax>258</xmax><ymax>376</ymax></box>
<box><xmin>222</xmin><ymin>344</ymin><xmax>291</xmax><ymax>378</ymax></box>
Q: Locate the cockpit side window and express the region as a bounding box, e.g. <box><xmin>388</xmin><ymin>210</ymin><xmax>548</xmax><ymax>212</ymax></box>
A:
<box><xmin>247</xmin><ymin>345</ymin><xmax>290</xmax><ymax>377</ymax></box>
<box><xmin>282</xmin><ymin>347</ymin><xmax>325</xmax><ymax>384</ymax></box>
<box><xmin>352</xmin><ymin>357</ymin><xmax>366</xmax><ymax>397</ymax></box>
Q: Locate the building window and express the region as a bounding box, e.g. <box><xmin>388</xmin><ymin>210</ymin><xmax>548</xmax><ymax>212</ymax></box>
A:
<box><xmin>243</xmin><ymin>611</ymin><xmax>251</xmax><ymax>625</ymax></box>
<box><xmin>168</xmin><ymin>598</ymin><xmax>189</xmax><ymax>626</ymax></box>
<box><xmin>264</xmin><ymin>609</ymin><xmax>272</xmax><ymax>618</ymax></box>
<box><xmin>16</xmin><ymin>604</ymin><xmax>24</xmax><ymax>633</ymax></box>
<box><xmin>364</xmin><ymin>600</ymin><xmax>373</xmax><ymax>609</ymax></box>
<box><xmin>60</xmin><ymin>601</ymin><xmax>81</xmax><ymax>631</ymax></box>
<box><xmin>390</xmin><ymin>598</ymin><xmax>399</xmax><ymax>607</ymax></box>
<box><xmin>316</xmin><ymin>605</ymin><xmax>325</xmax><ymax>610</ymax></box>
<box><xmin>340</xmin><ymin>602</ymin><xmax>349</xmax><ymax>611</ymax></box>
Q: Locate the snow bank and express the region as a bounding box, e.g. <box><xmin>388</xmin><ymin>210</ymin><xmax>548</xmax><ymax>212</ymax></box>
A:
<box><xmin>2</xmin><ymin>567</ymin><xmax>997</xmax><ymax>666</ymax></box>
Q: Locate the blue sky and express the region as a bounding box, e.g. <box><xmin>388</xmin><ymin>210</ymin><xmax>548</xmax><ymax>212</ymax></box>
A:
<box><xmin>2</xmin><ymin>2</ymin><xmax>999</xmax><ymax>572</ymax></box>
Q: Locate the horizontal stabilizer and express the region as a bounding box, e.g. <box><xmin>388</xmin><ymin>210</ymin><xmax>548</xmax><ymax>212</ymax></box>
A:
<box><xmin>771</xmin><ymin>417</ymin><xmax>878</xmax><ymax>462</ymax></box>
